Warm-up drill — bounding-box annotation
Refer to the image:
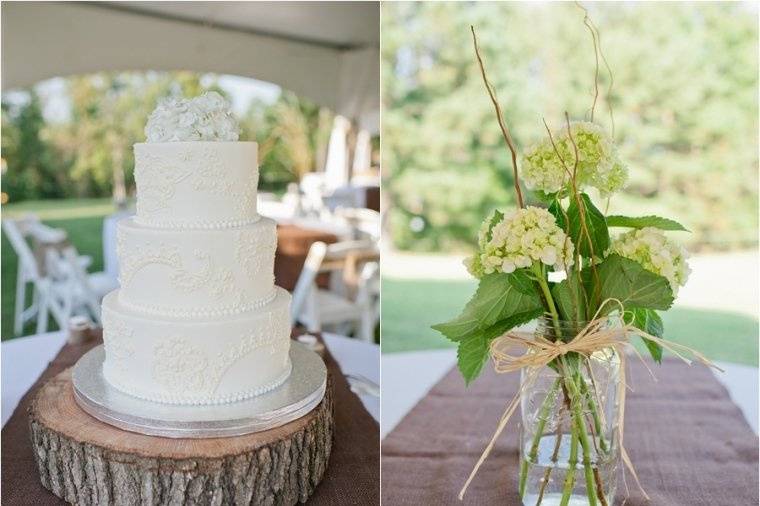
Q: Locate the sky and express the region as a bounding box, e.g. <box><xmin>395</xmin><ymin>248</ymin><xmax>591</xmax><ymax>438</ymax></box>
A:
<box><xmin>2</xmin><ymin>73</ymin><xmax>282</xmax><ymax>124</ymax></box>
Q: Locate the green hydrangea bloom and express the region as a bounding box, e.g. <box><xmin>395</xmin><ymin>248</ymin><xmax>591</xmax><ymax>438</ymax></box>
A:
<box><xmin>522</xmin><ymin>121</ymin><xmax>628</xmax><ymax>197</ymax></box>
<box><xmin>611</xmin><ymin>227</ymin><xmax>691</xmax><ymax>295</ymax></box>
<box><xmin>466</xmin><ymin>206</ymin><xmax>574</xmax><ymax>279</ymax></box>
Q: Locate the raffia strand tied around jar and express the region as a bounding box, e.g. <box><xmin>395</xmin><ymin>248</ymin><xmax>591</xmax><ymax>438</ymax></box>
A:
<box><xmin>458</xmin><ymin>299</ymin><xmax>721</xmax><ymax>501</ymax></box>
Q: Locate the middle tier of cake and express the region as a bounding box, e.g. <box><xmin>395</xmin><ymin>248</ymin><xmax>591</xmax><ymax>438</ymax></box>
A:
<box><xmin>117</xmin><ymin>217</ymin><xmax>277</xmax><ymax>318</ymax></box>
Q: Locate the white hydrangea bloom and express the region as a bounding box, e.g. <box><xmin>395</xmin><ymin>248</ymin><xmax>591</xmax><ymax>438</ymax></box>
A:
<box><xmin>145</xmin><ymin>91</ymin><xmax>240</xmax><ymax>142</ymax></box>
<box><xmin>522</xmin><ymin>121</ymin><xmax>627</xmax><ymax>197</ymax></box>
<box><xmin>611</xmin><ymin>227</ymin><xmax>690</xmax><ymax>295</ymax></box>
<box><xmin>467</xmin><ymin>206</ymin><xmax>574</xmax><ymax>278</ymax></box>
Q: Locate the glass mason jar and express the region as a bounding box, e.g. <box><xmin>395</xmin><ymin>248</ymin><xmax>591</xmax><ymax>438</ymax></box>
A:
<box><xmin>518</xmin><ymin>317</ymin><xmax>621</xmax><ymax>506</ymax></box>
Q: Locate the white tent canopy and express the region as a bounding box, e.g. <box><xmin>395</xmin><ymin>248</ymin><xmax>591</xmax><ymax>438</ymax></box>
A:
<box><xmin>1</xmin><ymin>1</ymin><xmax>380</xmax><ymax>132</ymax></box>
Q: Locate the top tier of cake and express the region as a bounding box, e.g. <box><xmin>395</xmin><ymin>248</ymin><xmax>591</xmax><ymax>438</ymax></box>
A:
<box><xmin>133</xmin><ymin>142</ymin><xmax>259</xmax><ymax>229</ymax></box>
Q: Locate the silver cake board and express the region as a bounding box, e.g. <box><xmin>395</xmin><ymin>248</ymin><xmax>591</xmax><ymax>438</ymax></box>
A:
<box><xmin>72</xmin><ymin>342</ymin><xmax>327</xmax><ymax>438</ymax></box>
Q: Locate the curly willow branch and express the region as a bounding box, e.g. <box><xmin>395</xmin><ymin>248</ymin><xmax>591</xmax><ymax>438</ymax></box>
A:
<box><xmin>470</xmin><ymin>25</ymin><xmax>525</xmax><ymax>209</ymax></box>
<box><xmin>576</xmin><ymin>1</ymin><xmax>616</xmax><ymax>139</ymax></box>
<box><xmin>592</xmin><ymin>18</ymin><xmax>615</xmax><ymax>139</ymax></box>
<box><xmin>577</xmin><ymin>2</ymin><xmax>600</xmax><ymax>122</ymax></box>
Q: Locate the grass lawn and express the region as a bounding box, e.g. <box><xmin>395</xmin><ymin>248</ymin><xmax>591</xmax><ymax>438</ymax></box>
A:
<box><xmin>381</xmin><ymin>277</ymin><xmax>759</xmax><ymax>366</ymax></box>
<box><xmin>1</xmin><ymin>198</ymin><xmax>114</xmax><ymax>340</ymax></box>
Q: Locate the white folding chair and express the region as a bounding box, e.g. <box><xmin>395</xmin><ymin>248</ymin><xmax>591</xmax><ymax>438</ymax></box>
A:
<box><xmin>290</xmin><ymin>239</ymin><xmax>380</xmax><ymax>342</ymax></box>
<box><xmin>3</xmin><ymin>216</ymin><xmax>117</xmax><ymax>336</ymax></box>
<box><xmin>43</xmin><ymin>244</ymin><xmax>113</xmax><ymax>327</ymax></box>
<box><xmin>2</xmin><ymin>217</ymin><xmax>66</xmax><ymax>335</ymax></box>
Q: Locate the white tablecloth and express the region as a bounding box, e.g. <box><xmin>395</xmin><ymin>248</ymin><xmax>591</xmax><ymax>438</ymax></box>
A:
<box><xmin>1</xmin><ymin>332</ymin><xmax>379</xmax><ymax>427</ymax></box>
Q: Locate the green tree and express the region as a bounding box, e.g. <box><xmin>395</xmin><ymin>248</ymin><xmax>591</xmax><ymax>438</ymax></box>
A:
<box><xmin>2</xmin><ymin>71</ymin><xmax>334</xmax><ymax>202</ymax></box>
<box><xmin>382</xmin><ymin>2</ymin><xmax>758</xmax><ymax>252</ymax></box>
<box><xmin>49</xmin><ymin>72</ymin><xmax>217</xmax><ymax>200</ymax></box>
<box><xmin>242</xmin><ymin>91</ymin><xmax>333</xmax><ymax>190</ymax></box>
<box><xmin>1</xmin><ymin>92</ymin><xmax>67</xmax><ymax>200</ymax></box>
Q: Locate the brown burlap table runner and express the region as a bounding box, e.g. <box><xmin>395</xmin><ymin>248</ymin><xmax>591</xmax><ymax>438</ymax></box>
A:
<box><xmin>382</xmin><ymin>357</ymin><xmax>758</xmax><ymax>505</ymax></box>
<box><xmin>2</xmin><ymin>331</ymin><xmax>379</xmax><ymax>505</ymax></box>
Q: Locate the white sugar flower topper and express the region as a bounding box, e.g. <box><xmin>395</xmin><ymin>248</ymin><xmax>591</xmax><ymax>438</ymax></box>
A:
<box><xmin>145</xmin><ymin>91</ymin><xmax>240</xmax><ymax>142</ymax></box>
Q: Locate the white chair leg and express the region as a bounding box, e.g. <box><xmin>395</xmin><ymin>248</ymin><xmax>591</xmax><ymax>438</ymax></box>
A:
<box><xmin>42</xmin><ymin>281</ymin><xmax>69</xmax><ymax>333</ymax></box>
<box><xmin>48</xmin><ymin>298</ymin><xmax>68</xmax><ymax>332</ymax></box>
<box><xmin>359</xmin><ymin>312</ymin><xmax>374</xmax><ymax>343</ymax></box>
<box><xmin>30</xmin><ymin>284</ymin><xmax>39</xmax><ymax>316</ymax></box>
<box><xmin>36</xmin><ymin>292</ymin><xmax>49</xmax><ymax>334</ymax></box>
<box><xmin>306</xmin><ymin>322</ymin><xmax>320</xmax><ymax>333</ymax></box>
<box><xmin>14</xmin><ymin>269</ymin><xmax>26</xmax><ymax>335</ymax></box>
<box><xmin>305</xmin><ymin>287</ymin><xmax>321</xmax><ymax>333</ymax></box>
<box><xmin>57</xmin><ymin>284</ymin><xmax>74</xmax><ymax>330</ymax></box>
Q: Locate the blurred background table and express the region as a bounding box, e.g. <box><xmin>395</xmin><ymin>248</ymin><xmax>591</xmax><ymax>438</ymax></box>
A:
<box><xmin>275</xmin><ymin>224</ymin><xmax>339</xmax><ymax>291</ymax></box>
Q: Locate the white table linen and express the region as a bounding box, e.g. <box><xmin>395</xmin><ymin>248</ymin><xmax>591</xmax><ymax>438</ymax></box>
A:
<box><xmin>2</xmin><ymin>331</ymin><xmax>379</xmax><ymax>427</ymax></box>
<box><xmin>2</xmin><ymin>331</ymin><xmax>67</xmax><ymax>426</ymax></box>
<box><xmin>322</xmin><ymin>332</ymin><xmax>380</xmax><ymax>421</ymax></box>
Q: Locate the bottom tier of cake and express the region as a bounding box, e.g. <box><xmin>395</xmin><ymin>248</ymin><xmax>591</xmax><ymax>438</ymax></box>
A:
<box><xmin>101</xmin><ymin>287</ymin><xmax>292</xmax><ymax>405</ymax></box>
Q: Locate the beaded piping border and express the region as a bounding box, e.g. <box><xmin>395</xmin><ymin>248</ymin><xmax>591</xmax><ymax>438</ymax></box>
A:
<box><xmin>118</xmin><ymin>288</ymin><xmax>278</xmax><ymax>318</ymax></box>
<box><xmin>133</xmin><ymin>213</ymin><xmax>262</xmax><ymax>230</ymax></box>
<box><xmin>103</xmin><ymin>359</ymin><xmax>293</xmax><ymax>405</ymax></box>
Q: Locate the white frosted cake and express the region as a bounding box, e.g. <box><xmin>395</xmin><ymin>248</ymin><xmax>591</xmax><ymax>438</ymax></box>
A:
<box><xmin>101</xmin><ymin>93</ymin><xmax>292</xmax><ymax>405</ymax></box>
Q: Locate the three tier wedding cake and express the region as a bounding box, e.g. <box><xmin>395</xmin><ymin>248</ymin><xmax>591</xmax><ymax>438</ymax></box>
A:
<box><xmin>101</xmin><ymin>92</ymin><xmax>292</xmax><ymax>405</ymax></box>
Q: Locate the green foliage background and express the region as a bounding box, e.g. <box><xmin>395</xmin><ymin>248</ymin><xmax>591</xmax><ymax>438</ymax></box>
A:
<box><xmin>382</xmin><ymin>2</ymin><xmax>758</xmax><ymax>252</ymax></box>
<box><xmin>2</xmin><ymin>72</ymin><xmax>333</xmax><ymax>202</ymax></box>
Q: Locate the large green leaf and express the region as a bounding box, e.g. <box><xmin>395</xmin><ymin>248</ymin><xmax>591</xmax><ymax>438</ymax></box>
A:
<box><xmin>606</xmin><ymin>215</ymin><xmax>689</xmax><ymax>232</ymax></box>
<box><xmin>455</xmin><ymin>309</ymin><xmax>543</xmax><ymax>384</ymax></box>
<box><xmin>508</xmin><ymin>268</ymin><xmax>537</xmax><ymax>296</ymax></box>
<box><xmin>592</xmin><ymin>254</ymin><xmax>674</xmax><ymax>311</ymax></box>
<box><xmin>547</xmin><ymin>199</ymin><xmax>567</xmax><ymax>232</ymax></box>
<box><xmin>431</xmin><ymin>270</ymin><xmax>543</xmax><ymax>340</ymax></box>
<box><xmin>432</xmin><ymin>270</ymin><xmax>545</xmax><ymax>384</ymax></box>
<box><xmin>567</xmin><ymin>193</ymin><xmax>609</xmax><ymax>258</ymax></box>
<box><xmin>551</xmin><ymin>272</ymin><xmax>588</xmax><ymax>322</ymax></box>
<box><xmin>629</xmin><ymin>308</ymin><xmax>664</xmax><ymax>363</ymax></box>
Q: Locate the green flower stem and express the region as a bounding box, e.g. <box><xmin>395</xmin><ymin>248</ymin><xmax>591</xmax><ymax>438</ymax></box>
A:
<box><xmin>564</xmin><ymin>375</ymin><xmax>598</xmax><ymax>506</ymax></box>
<box><xmin>531</xmin><ymin>263</ymin><xmax>562</xmax><ymax>340</ymax></box>
<box><xmin>576</xmin><ymin>370</ymin><xmax>610</xmax><ymax>506</ymax></box>
<box><xmin>525</xmin><ymin>263</ymin><xmax>609</xmax><ymax>504</ymax></box>
<box><xmin>578</xmin><ymin>371</ymin><xmax>608</xmax><ymax>453</ymax></box>
<box><xmin>535</xmin><ymin>405</ymin><xmax>565</xmax><ymax>505</ymax></box>
<box><xmin>519</xmin><ymin>378</ymin><xmax>561</xmax><ymax>498</ymax></box>
<box><xmin>559</xmin><ymin>422</ymin><xmax>579</xmax><ymax>506</ymax></box>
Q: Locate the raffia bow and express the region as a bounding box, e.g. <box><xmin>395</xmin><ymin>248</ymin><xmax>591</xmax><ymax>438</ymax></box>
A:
<box><xmin>458</xmin><ymin>299</ymin><xmax>721</xmax><ymax>501</ymax></box>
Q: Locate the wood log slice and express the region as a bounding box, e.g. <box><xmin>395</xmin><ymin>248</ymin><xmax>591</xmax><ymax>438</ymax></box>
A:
<box><xmin>28</xmin><ymin>369</ymin><xmax>334</xmax><ymax>506</ymax></box>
